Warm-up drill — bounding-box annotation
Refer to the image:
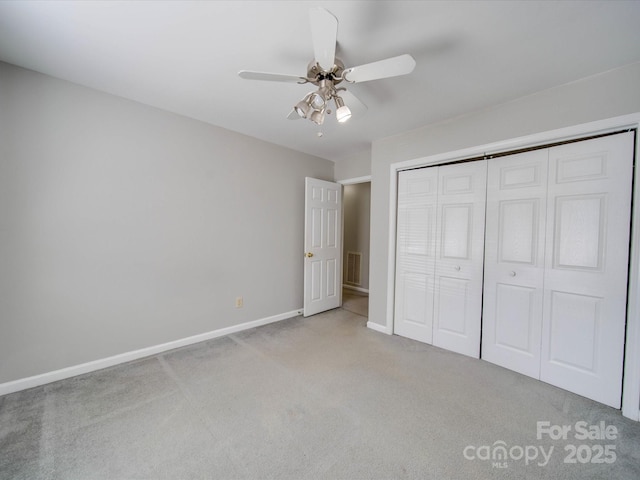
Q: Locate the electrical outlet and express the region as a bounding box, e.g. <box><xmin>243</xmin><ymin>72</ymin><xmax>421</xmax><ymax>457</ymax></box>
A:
<box><xmin>235</xmin><ymin>296</ymin><xmax>243</xmax><ymax>308</ymax></box>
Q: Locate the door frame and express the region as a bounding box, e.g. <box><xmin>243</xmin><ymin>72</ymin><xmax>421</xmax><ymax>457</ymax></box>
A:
<box><xmin>338</xmin><ymin>175</ymin><xmax>372</xmax><ymax>293</ymax></box>
<box><xmin>384</xmin><ymin>112</ymin><xmax>640</xmax><ymax>421</ymax></box>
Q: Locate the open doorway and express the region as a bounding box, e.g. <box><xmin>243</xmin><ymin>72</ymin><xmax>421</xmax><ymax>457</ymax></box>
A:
<box><xmin>341</xmin><ymin>181</ymin><xmax>370</xmax><ymax>317</ymax></box>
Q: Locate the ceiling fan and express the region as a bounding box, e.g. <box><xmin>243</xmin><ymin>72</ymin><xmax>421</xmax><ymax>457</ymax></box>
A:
<box><xmin>238</xmin><ymin>7</ymin><xmax>416</xmax><ymax>126</ymax></box>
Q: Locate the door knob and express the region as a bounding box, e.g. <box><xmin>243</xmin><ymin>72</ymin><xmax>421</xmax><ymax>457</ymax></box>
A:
<box><xmin>454</xmin><ymin>265</ymin><xmax>461</xmax><ymax>271</ymax></box>
<box><xmin>305</xmin><ymin>252</ymin><xmax>314</xmax><ymax>258</ymax></box>
<box><xmin>509</xmin><ymin>271</ymin><xmax>516</xmax><ymax>277</ymax></box>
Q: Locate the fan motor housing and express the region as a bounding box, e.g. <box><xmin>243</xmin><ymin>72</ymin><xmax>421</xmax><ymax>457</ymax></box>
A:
<box><xmin>307</xmin><ymin>58</ymin><xmax>345</xmax><ymax>86</ymax></box>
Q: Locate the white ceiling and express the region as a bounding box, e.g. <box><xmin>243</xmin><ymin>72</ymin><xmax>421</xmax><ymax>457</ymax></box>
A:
<box><xmin>1</xmin><ymin>1</ymin><xmax>640</xmax><ymax>162</ymax></box>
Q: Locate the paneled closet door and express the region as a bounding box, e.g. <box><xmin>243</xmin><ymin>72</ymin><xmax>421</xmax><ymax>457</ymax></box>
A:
<box><xmin>482</xmin><ymin>150</ymin><xmax>548</xmax><ymax>377</ymax></box>
<box><xmin>393</xmin><ymin>168</ymin><xmax>438</xmax><ymax>344</ymax></box>
<box><xmin>540</xmin><ymin>132</ymin><xmax>634</xmax><ymax>409</ymax></box>
<box><xmin>432</xmin><ymin>160</ymin><xmax>487</xmax><ymax>358</ymax></box>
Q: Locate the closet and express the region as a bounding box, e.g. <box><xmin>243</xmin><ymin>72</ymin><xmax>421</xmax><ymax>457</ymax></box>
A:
<box><xmin>393</xmin><ymin>132</ymin><xmax>634</xmax><ymax>408</ymax></box>
<box><xmin>394</xmin><ymin>160</ymin><xmax>487</xmax><ymax>358</ymax></box>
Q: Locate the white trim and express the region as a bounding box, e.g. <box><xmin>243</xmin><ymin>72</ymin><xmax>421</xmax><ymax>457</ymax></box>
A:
<box><xmin>0</xmin><ymin>309</ymin><xmax>302</xmax><ymax>397</ymax></box>
<box><xmin>386</xmin><ymin>112</ymin><xmax>640</xmax><ymax>420</ymax></box>
<box><xmin>338</xmin><ymin>175</ymin><xmax>371</xmax><ymax>185</ymax></box>
<box><xmin>392</xmin><ymin>113</ymin><xmax>640</xmax><ymax>172</ymax></box>
<box><xmin>367</xmin><ymin>320</ymin><xmax>392</xmax><ymax>335</ymax></box>
<box><xmin>385</xmin><ymin>162</ymin><xmax>399</xmax><ymax>337</ymax></box>
<box><xmin>622</xmin><ymin>129</ymin><xmax>640</xmax><ymax>421</ymax></box>
<box><xmin>343</xmin><ymin>284</ymin><xmax>369</xmax><ymax>294</ymax></box>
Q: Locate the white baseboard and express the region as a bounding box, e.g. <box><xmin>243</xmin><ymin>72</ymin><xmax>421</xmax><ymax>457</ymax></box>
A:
<box><xmin>367</xmin><ymin>321</ymin><xmax>392</xmax><ymax>335</ymax></box>
<box><xmin>343</xmin><ymin>284</ymin><xmax>369</xmax><ymax>294</ymax></box>
<box><xmin>0</xmin><ymin>309</ymin><xmax>302</xmax><ymax>397</ymax></box>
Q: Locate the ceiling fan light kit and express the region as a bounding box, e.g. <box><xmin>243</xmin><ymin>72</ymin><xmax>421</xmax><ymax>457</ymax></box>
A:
<box><xmin>294</xmin><ymin>93</ymin><xmax>314</xmax><ymax>118</ymax></box>
<box><xmin>309</xmin><ymin>109</ymin><xmax>325</xmax><ymax>126</ymax></box>
<box><xmin>238</xmin><ymin>7</ymin><xmax>416</xmax><ymax>128</ymax></box>
<box><xmin>334</xmin><ymin>96</ymin><xmax>351</xmax><ymax>123</ymax></box>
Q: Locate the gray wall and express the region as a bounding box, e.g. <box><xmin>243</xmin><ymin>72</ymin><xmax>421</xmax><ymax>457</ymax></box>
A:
<box><xmin>342</xmin><ymin>182</ymin><xmax>370</xmax><ymax>291</ymax></box>
<box><xmin>0</xmin><ymin>62</ymin><xmax>333</xmax><ymax>384</ymax></box>
<box><xmin>368</xmin><ymin>61</ymin><xmax>640</xmax><ymax>329</ymax></box>
<box><xmin>334</xmin><ymin>147</ymin><xmax>371</xmax><ymax>181</ymax></box>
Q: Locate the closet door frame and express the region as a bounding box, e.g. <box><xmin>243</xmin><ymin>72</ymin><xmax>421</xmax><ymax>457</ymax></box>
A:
<box><xmin>385</xmin><ymin>112</ymin><xmax>640</xmax><ymax>421</ymax></box>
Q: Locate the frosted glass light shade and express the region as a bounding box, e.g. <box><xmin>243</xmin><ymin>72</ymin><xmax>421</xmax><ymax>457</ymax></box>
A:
<box><xmin>336</xmin><ymin>105</ymin><xmax>352</xmax><ymax>122</ymax></box>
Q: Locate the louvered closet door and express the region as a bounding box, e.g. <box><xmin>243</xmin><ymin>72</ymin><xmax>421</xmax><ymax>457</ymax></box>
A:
<box><xmin>540</xmin><ymin>132</ymin><xmax>634</xmax><ymax>408</ymax></box>
<box><xmin>394</xmin><ymin>168</ymin><xmax>438</xmax><ymax>344</ymax></box>
<box><xmin>482</xmin><ymin>150</ymin><xmax>548</xmax><ymax>377</ymax></box>
<box><xmin>432</xmin><ymin>160</ymin><xmax>488</xmax><ymax>358</ymax></box>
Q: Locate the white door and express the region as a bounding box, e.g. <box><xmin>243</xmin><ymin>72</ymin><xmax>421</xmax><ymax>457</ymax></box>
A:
<box><xmin>482</xmin><ymin>150</ymin><xmax>549</xmax><ymax>377</ymax></box>
<box><xmin>394</xmin><ymin>168</ymin><xmax>438</xmax><ymax>343</ymax></box>
<box><xmin>540</xmin><ymin>132</ymin><xmax>634</xmax><ymax>408</ymax></box>
<box><xmin>432</xmin><ymin>160</ymin><xmax>487</xmax><ymax>358</ymax></box>
<box><xmin>303</xmin><ymin>177</ymin><xmax>342</xmax><ymax>317</ymax></box>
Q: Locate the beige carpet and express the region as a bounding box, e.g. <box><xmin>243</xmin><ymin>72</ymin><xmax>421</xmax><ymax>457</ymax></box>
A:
<box><xmin>341</xmin><ymin>288</ymin><xmax>368</xmax><ymax>317</ymax></box>
<box><xmin>1</xmin><ymin>302</ymin><xmax>639</xmax><ymax>479</ymax></box>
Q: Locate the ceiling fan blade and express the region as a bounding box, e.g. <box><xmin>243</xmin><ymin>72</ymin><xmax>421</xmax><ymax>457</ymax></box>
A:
<box><xmin>309</xmin><ymin>7</ymin><xmax>338</xmax><ymax>71</ymax></box>
<box><xmin>340</xmin><ymin>89</ymin><xmax>368</xmax><ymax>116</ymax></box>
<box><xmin>343</xmin><ymin>54</ymin><xmax>416</xmax><ymax>83</ymax></box>
<box><xmin>238</xmin><ymin>70</ymin><xmax>308</xmax><ymax>84</ymax></box>
<box><xmin>287</xmin><ymin>109</ymin><xmax>302</xmax><ymax>120</ymax></box>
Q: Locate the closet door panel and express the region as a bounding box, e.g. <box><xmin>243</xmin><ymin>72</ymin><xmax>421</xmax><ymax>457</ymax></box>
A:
<box><xmin>482</xmin><ymin>150</ymin><xmax>548</xmax><ymax>377</ymax></box>
<box><xmin>540</xmin><ymin>132</ymin><xmax>634</xmax><ymax>409</ymax></box>
<box><xmin>494</xmin><ymin>284</ymin><xmax>537</xmax><ymax>351</ymax></box>
<box><xmin>432</xmin><ymin>160</ymin><xmax>487</xmax><ymax>358</ymax></box>
<box><xmin>394</xmin><ymin>168</ymin><xmax>438</xmax><ymax>343</ymax></box>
